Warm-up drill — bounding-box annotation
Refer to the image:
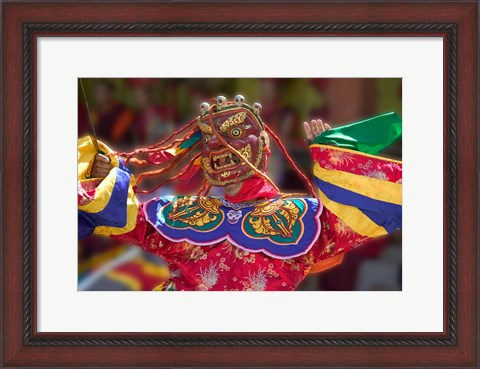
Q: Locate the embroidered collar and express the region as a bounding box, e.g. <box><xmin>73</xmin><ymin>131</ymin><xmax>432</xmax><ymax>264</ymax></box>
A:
<box><xmin>144</xmin><ymin>196</ymin><xmax>323</xmax><ymax>259</ymax></box>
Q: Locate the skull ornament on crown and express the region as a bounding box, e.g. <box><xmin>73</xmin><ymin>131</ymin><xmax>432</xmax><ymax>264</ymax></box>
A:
<box><xmin>226</xmin><ymin>209</ymin><xmax>242</xmax><ymax>224</ymax></box>
<box><xmin>198</xmin><ymin>95</ymin><xmax>270</xmax><ymax>186</ymax></box>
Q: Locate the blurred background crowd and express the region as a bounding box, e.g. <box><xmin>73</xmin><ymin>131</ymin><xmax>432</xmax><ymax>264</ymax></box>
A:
<box><xmin>78</xmin><ymin>78</ymin><xmax>402</xmax><ymax>291</ymax></box>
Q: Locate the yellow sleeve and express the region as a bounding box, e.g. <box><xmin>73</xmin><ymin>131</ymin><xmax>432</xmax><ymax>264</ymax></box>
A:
<box><xmin>78</xmin><ymin>136</ymin><xmax>139</xmax><ymax>238</ymax></box>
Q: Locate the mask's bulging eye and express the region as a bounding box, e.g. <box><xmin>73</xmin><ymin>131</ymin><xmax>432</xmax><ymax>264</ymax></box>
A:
<box><xmin>203</xmin><ymin>135</ymin><xmax>211</xmax><ymax>144</ymax></box>
<box><xmin>230</xmin><ymin>127</ymin><xmax>243</xmax><ymax>138</ymax></box>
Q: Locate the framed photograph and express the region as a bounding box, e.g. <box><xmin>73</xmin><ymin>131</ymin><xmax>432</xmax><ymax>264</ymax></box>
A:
<box><xmin>76</xmin><ymin>76</ymin><xmax>403</xmax><ymax>295</ymax></box>
<box><xmin>1</xmin><ymin>1</ymin><xmax>478</xmax><ymax>368</ymax></box>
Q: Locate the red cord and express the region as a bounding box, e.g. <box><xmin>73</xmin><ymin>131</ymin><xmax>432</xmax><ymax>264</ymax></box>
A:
<box><xmin>265</xmin><ymin>124</ymin><xmax>317</xmax><ymax>198</ymax></box>
<box><xmin>137</xmin><ymin>152</ymin><xmax>201</xmax><ymax>194</ymax></box>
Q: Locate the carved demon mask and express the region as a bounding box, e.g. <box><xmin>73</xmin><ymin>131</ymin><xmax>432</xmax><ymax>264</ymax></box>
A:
<box><xmin>198</xmin><ymin>96</ymin><xmax>269</xmax><ymax>186</ymax></box>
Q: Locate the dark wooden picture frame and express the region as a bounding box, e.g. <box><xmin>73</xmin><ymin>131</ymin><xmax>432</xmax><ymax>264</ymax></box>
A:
<box><xmin>1</xmin><ymin>1</ymin><xmax>478</xmax><ymax>368</ymax></box>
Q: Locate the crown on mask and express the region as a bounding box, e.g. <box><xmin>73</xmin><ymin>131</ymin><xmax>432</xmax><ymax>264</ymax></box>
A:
<box><xmin>198</xmin><ymin>95</ymin><xmax>264</xmax><ymax>128</ymax></box>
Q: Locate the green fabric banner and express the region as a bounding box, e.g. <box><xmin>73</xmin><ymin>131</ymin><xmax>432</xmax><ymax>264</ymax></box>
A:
<box><xmin>311</xmin><ymin>112</ymin><xmax>402</xmax><ymax>155</ymax></box>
